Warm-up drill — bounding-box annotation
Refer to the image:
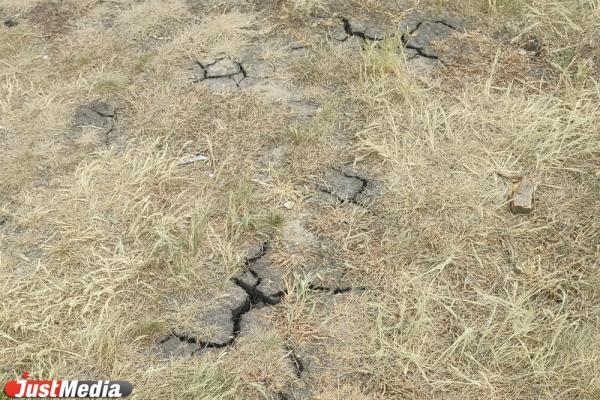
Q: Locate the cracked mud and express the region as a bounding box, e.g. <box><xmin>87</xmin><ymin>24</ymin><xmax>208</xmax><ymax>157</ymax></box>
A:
<box><xmin>159</xmin><ymin>12</ymin><xmax>385</xmax><ymax>393</ymax></box>
<box><xmin>73</xmin><ymin>101</ymin><xmax>119</xmax><ymax>145</ymax></box>
<box><xmin>335</xmin><ymin>14</ymin><xmax>461</xmax><ymax>65</ymax></box>
<box><xmin>235</xmin><ymin>260</ymin><xmax>285</xmax><ymax>306</ymax></box>
<box><xmin>402</xmin><ymin>19</ymin><xmax>458</xmax><ymax>61</ymax></box>
<box><xmin>190</xmin><ymin>55</ymin><xmax>320</xmax><ymax>117</ymax></box>
<box><xmin>158</xmin><ymin>237</ymin><xmax>364</xmax><ymax>359</ymax></box>
<box><xmin>318</xmin><ymin>168</ymin><xmax>373</xmax><ymax>206</ymax></box>
<box><xmin>158</xmin><ymin>242</ymin><xmax>282</xmax><ymax>358</ymax></box>
<box><xmin>192</xmin><ymin>58</ymin><xmax>247</xmax><ymax>90</ymax></box>
<box><xmin>74</xmin><ymin>101</ymin><xmax>115</xmax><ymax>129</ymax></box>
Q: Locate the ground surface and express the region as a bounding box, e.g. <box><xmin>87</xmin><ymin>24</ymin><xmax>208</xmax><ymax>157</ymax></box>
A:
<box><xmin>1</xmin><ymin>0</ymin><xmax>599</xmax><ymax>399</ymax></box>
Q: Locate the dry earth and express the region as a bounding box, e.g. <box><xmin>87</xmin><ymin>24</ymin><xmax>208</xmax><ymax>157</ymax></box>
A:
<box><xmin>1</xmin><ymin>0</ymin><xmax>599</xmax><ymax>399</ymax></box>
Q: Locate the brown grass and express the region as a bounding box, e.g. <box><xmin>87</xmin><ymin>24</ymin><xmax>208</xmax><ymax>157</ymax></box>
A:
<box><xmin>1</xmin><ymin>0</ymin><xmax>599</xmax><ymax>399</ymax></box>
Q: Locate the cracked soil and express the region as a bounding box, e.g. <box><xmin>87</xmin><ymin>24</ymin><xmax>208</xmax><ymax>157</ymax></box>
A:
<box><xmin>1</xmin><ymin>0</ymin><xmax>599</xmax><ymax>399</ymax></box>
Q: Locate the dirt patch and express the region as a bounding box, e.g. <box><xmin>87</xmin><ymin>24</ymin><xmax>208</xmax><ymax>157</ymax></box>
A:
<box><xmin>157</xmin><ymin>283</ymin><xmax>252</xmax><ymax>357</ymax></box>
<box><xmin>72</xmin><ymin>101</ymin><xmax>121</xmax><ymax>146</ymax></box>
<box><xmin>318</xmin><ymin>166</ymin><xmax>377</xmax><ymax>206</ymax></box>
<box><xmin>234</xmin><ymin>244</ymin><xmax>286</xmax><ymax>307</ymax></box>
<box><xmin>320</xmin><ymin>170</ymin><xmax>366</xmax><ymax>201</ymax></box>
<box><xmin>156</xmin><ymin>335</ymin><xmax>202</xmax><ymax>359</ymax></box>
<box><xmin>157</xmin><ymin>242</ymin><xmax>282</xmax><ymax>358</ymax></box>
<box><xmin>27</xmin><ymin>0</ymin><xmax>77</xmax><ymax>36</ymax></box>
<box><xmin>403</xmin><ymin>20</ymin><xmax>459</xmax><ymax>60</ymax></box>
<box><xmin>334</xmin><ymin>11</ymin><xmax>466</xmax><ymax>68</ymax></box>
<box><xmin>74</xmin><ymin>101</ymin><xmax>115</xmax><ymax>129</ymax></box>
<box><xmin>192</xmin><ymin>57</ymin><xmax>247</xmax><ymax>89</ymax></box>
<box><xmin>191</xmin><ymin>51</ymin><xmax>321</xmax><ymax>117</ymax></box>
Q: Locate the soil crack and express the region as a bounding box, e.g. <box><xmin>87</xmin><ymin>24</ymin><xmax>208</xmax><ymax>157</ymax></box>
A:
<box><xmin>404</xmin><ymin>44</ymin><xmax>440</xmax><ymax>60</ymax></box>
<box><xmin>159</xmin><ymin>241</ymin><xmax>279</xmax><ymax>356</ymax></box>
<box><xmin>233</xmin><ymin>269</ymin><xmax>285</xmax><ymax>306</ymax></box>
<box><xmin>319</xmin><ymin>170</ymin><xmax>369</xmax><ymax>205</ymax></box>
<box><xmin>73</xmin><ymin>101</ymin><xmax>117</xmax><ymax>147</ymax></box>
<box><xmin>285</xmin><ymin>346</ymin><xmax>304</xmax><ymax>378</ymax></box>
<box><xmin>159</xmin><ymin>241</ymin><xmax>364</xmax><ymax>358</ymax></box>
<box><xmin>339</xmin><ymin>16</ymin><xmax>457</xmax><ymax>63</ymax></box>
<box><xmin>341</xmin><ymin>17</ymin><xmax>383</xmax><ymax>42</ymax></box>
<box><xmin>192</xmin><ymin>58</ymin><xmax>249</xmax><ymax>89</ymax></box>
<box><xmin>308</xmin><ymin>284</ymin><xmax>360</xmax><ymax>294</ymax></box>
<box><xmin>407</xmin><ymin>19</ymin><xmax>458</xmax><ymax>36</ymax></box>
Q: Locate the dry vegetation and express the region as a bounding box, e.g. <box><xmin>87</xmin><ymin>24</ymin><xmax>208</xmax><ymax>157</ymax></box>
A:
<box><xmin>0</xmin><ymin>0</ymin><xmax>599</xmax><ymax>399</ymax></box>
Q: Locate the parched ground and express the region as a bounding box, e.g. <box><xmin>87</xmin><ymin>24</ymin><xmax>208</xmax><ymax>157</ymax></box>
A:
<box><xmin>1</xmin><ymin>0</ymin><xmax>599</xmax><ymax>399</ymax></box>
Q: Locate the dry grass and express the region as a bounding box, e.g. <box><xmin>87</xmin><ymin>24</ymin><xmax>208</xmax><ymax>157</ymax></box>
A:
<box><xmin>352</xmin><ymin>60</ymin><xmax>600</xmax><ymax>398</ymax></box>
<box><xmin>1</xmin><ymin>0</ymin><xmax>599</xmax><ymax>399</ymax></box>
